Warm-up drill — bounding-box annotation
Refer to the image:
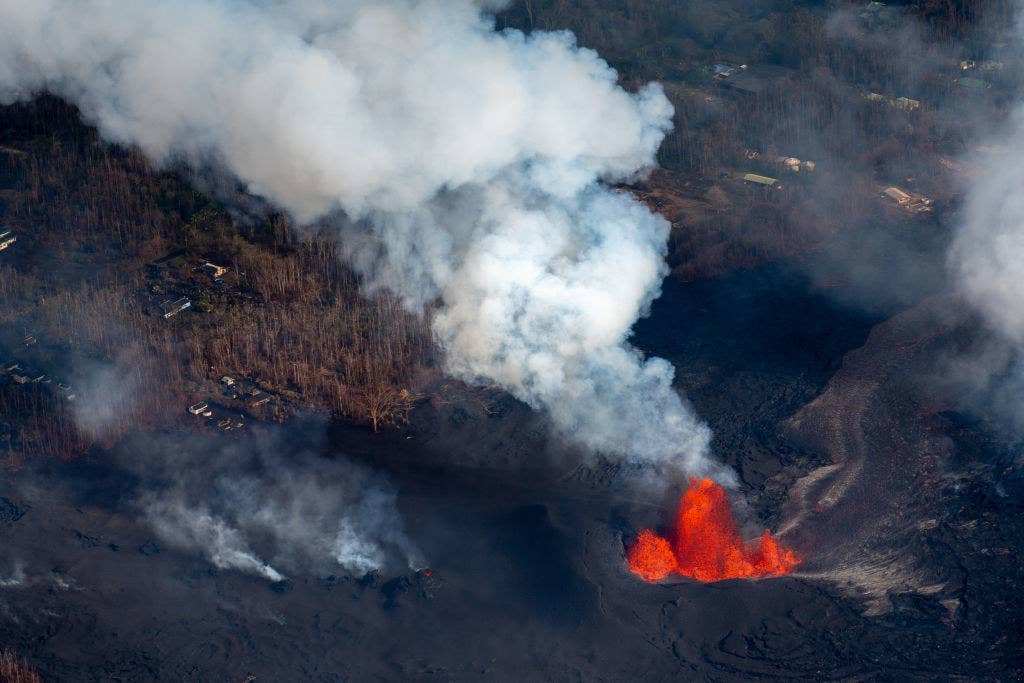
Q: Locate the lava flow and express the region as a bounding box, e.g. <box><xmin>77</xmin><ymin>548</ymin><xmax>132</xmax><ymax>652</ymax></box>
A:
<box><xmin>627</xmin><ymin>477</ymin><xmax>800</xmax><ymax>582</ymax></box>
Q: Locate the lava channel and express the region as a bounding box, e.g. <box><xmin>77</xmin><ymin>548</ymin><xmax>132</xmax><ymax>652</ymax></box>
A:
<box><xmin>627</xmin><ymin>477</ymin><xmax>800</xmax><ymax>582</ymax></box>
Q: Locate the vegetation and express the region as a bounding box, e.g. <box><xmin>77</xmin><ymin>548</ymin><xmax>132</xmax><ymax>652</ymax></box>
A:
<box><xmin>0</xmin><ymin>651</ymin><xmax>42</xmax><ymax>683</ymax></box>
<box><xmin>0</xmin><ymin>97</ymin><xmax>433</xmax><ymax>460</ymax></box>
<box><xmin>0</xmin><ymin>1</ymin><xmax>1019</xmax><ymax>460</ymax></box>
<box><xmin>500</xmin><ymin>0</ymin><xmax>1018</xmax><ymax>281</ymax></box>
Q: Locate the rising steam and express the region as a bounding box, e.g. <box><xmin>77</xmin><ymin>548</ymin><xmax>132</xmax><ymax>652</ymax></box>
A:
<box><xmin>947</xmin><ymin>10</ymin><xmax>1024</xmax><ymax>419</ymax></box>
<box><xmin>0</xmin><ymin>0</ymin><xmax>716</xmax><ymax>475</ymax></box>
<box><xmin>119</xmin><ymin>420</ymin><xmax>422</xmax><ymax>581</ymax></box>
<box><xmin>951</xmin><ymin>116</ymin><xmax>1024</xmax><ymax>343</ymax></box>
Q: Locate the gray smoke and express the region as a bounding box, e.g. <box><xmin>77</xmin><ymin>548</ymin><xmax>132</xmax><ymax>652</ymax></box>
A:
<box><xmin>947</xmin><ymin>9</ymin><xmax>1024</xmax><ymax>422</ymax></box>
<box><xmin>0</xmin><ymin>0</ymin><xmax>720</xmax><ymax>478</ymax></box>
<box><xmin>951</xmin><ymin>120</ymin><xmax>1024</xmax><ymax>343</ymax></box>
<box><xmin>70</xmin><ymin>351</ymin><xmax>145</xmax><ymax>440</ymax></box>
<box><xmin>120</xmin><ymin>419</ymin><xmax>422</xmax><ymax>581</ymax></box>
<box><xmin>0</xmin><ymin>562</ymin><xmax>25</xmax><ymax>588</ymax></box>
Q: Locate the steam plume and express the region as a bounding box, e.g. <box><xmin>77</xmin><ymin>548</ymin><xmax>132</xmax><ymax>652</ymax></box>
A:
<box><xmin>948</xmin><ymin>4</ymin><xmax>1024</xmax><ymax>413</ymax></box>
<box><xmin>951</xmin><ymin>117</ymin><xmax>1024</xmax><ymax>343</ymax></box>
<box><xmin>120</xmin><ymin>420</ymin><xmax>422</xmax><ymax>580</ymax></box>
<box><xmin>0</xmin><ymin>0</ymin><xmax>716</xmax><ymax>475</ymax></box>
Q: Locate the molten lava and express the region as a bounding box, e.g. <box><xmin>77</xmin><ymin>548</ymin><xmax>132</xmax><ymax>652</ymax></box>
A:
<box><xmin>627</xmin><ymin>477</ymin><xmax>800</xmax><ymax>582</ymax></box>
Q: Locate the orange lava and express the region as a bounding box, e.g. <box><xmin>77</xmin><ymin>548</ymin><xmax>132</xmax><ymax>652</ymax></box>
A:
<box><xmin>627</xmin><ymin>477</ymin><xmax>800</xmax><ymax>583</ymax></box>
<box><xmin>625</xmin><ymin>530</ymin><xmax>678</xmax><ymax>581</ymax></box>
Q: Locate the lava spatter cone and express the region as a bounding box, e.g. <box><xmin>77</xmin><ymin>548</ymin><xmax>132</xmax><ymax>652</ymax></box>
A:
<box><xmin>627</xmin><ymin>477</ymin><xmax>800</xmax><ymax>582</ymax></box>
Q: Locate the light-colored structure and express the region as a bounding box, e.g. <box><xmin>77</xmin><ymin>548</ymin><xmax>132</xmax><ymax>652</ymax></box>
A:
<box><xmin>865</xmin><ymin>92</ymin><xmax>920</xmax><ymax>113</ymax></box>
<box><xmin>884</xmin><ymin>187</ymin><xmax>911</xmax><ymax>205</ymax></box>
<box><xmin>202</xmin><ymin>262</ymin><xmax>229</xmax><ymax>279</ymax></box>
<box><xmin>742</xmin><ymin>173</ymin><xmax>779</xmax><ymax>187</ymax></box>
<box><xmin>883</xmin><ymin>186</ymin><xmax>933</xmax><ymax>213</ymax></box>
<box><xmin>188</xmin><ymin>401</ymin><xmax>210</xmax><ymax>415</ymax></box>
<box><xmin>161</xmin><ymin>297</ymin><xmax>192</xmax><ymax>319</ymax></box>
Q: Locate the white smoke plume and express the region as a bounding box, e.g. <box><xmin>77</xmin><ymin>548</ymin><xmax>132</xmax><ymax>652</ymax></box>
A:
<box><xmin>143</xmin><ymin>500</ymin><xmax>287</xmax><ymax>582</ymax></box>
<box><xmin>945</xmin><ymin>6</ymin><xmax>1024</xmax><ymax>431</ymax></box>
<box><xmin>0</xmin><ymin>0</ymin><xmax>717</xmax><ymax>476</ymax></box>
<box><xmin>0</xmin><ymin>562</ymin><xmax>25</xmax><ymax>588</ymax></box>
<box><xmin>121</xmin><ymin>420</ymin><xmax>423</xmax><ymax>581</ymax></box>
<box><xmin>70</xmin><ymin>351</ymin><xmax>145</xmax><ymax>440</ymax></box>
<box><xmin>951</xmin><ymin>114</ymin><xmax>1024</xmax><ymax>343</ymax></box>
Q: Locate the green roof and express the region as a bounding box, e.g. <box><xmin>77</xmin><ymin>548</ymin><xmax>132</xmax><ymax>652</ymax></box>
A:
<box><xmin>742</xmin><ymin>173</ymin><xmax>778</xmax><ymax>186</ymax></box>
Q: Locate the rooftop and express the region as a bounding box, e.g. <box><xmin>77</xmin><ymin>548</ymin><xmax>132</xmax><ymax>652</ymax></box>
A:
<box><xmin>742</xmin><ymin>173</ymin><xmax>779</xmax><ymax>186</ymax></box>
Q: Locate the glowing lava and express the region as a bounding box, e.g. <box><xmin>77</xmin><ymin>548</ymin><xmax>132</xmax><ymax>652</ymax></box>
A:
<box><xmin>627</xmin><ymin>477</ymin><xmax>800</xmax><ymax>582</ymax></box>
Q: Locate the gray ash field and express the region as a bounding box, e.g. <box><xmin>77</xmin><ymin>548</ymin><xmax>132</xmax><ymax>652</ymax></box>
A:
<box><xmin>1</xmin><ymin>265</ymin><xmax>1021</xmax><ymax>681</ymax></box>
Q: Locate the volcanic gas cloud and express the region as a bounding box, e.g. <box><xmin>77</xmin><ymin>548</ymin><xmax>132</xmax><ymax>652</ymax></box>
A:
<box><xmin>627</xmin><ymin>478</ymin><xmax>800</xmax><ymax>582</ymax></box>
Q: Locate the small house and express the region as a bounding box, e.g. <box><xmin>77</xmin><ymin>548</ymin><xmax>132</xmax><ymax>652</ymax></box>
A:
<box><xmin>883</xmin><ymin>187</ymin><xmax>933</xmax><ymax>213</ymax></box>
<box><xmin>774</xmin><ymin>156</ymin><xmax>815</xmax><ymax>173</ymax></box>
<box><xmin>884</xmin><ymin>187</ymin><xmax>912</xmax><ymax>205</ymax></box>
<box><xmin>220</xmin><ymin>376</ymin><xmax>235</xmax><ymax>386</ymax></box>
<box><xmin>0</xmin><ymin>230</ymin><xmax>15</xmax><ymax>252</ymax></box>
<box><xmin>710</xmin><ymin>63</ymin><xmax>745</xmax><ymax>80</ymax></box>
<box><xmin>160</xmin><ymin>297</ymin><xmax>191</xmax><ymax>319</ymax></box>
<box><xmin>893</xmin><ymin>97</ymin><xmax>920</xmax><ymax>113</ymax></box>
<box><xmin>742</xmin><ymin>173</ymin><xmax>779</xmax><ymax>187</ymax></box>
<box><xmin>188</xmin><ymin>401</ymin><xmax>210</xmax><ymax>416</ymax></box>
<box><xmin>865</xmin><ymin>92</ymin><xmax>920</xmax><ymax>113</ymax></box>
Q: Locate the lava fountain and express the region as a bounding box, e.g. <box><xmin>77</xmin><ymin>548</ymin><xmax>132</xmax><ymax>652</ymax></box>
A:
<box><xmin>627</xmin><ymin>478</ymin><xmax>800</xmax><ymax>582</ymax></box>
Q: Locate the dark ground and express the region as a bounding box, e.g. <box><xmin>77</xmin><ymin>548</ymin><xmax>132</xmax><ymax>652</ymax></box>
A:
<box><xmin>1</xmin><ymin>264</ymin><xmax>1021</xmax><ymax>681</ymax></box>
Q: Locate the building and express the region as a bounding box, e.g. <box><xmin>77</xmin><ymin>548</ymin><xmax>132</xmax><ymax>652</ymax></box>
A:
<box><xmin>202</xmin><ymin>262</ymin><xmax>229</xmax><ymax>279</ymax></box>
<box><xmin>882</xmin><ymin>186</ymin><xmax>933</xmax><ymax>213</ymax></box>
<box><xmin>776</xmin><ymin>156</ymin><xmax>815</xmax><ymax>173</ymax></box>
<box><xmin>961</xmin><ymin>60</ymin><xmax>1003</xmax><ymax>74</ymax></box>
<box><xmin>160</xmin><ymin>297</ymin><xmax>191</xmax><ymax>319</ymax></box>
<box><xmin>710</xmin><ymin>63</ymin><xmax>745</xmax><ymax>80</ymax></box>
<box><xmin>743</xmin><ymin>149</ymin><xmax>815</xmax><ymax>174</ymax></box>
<box><xmin>865</xmin><ymin>92</ymin><xmax>920</xmax><ymax>113</ymax></box>
<box><xmin>742</xmin><ymin>173</ymin><xmax>780</xmax><ymax>187</ymax></box>
<box><xmin>883</xmin><ymin>187</ymin><xmax>911</xmax><ymax>205</ymax></box>
<box><xmin>717</xmin><ymin>65</ymin><xmax>796</xmax><ymax>96</ymax></box>
<box><xmin>0</xmin><ymin>229</ymin><xmax>15</xmax><ymax>252</ymax></box>
<box><xmin>188</xmin><ymin>401</ymin><xmax>211</xmax><ymax>416</ymax></box>
<box><xmin>188</xmin><ymin>401</ymin><xmax>209</xmax><ymax>417</ymax></box>
<box><xmin>893</xmin><ymin>97</ymin><xmax>920</xmax><ymax>113</ymax></box>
